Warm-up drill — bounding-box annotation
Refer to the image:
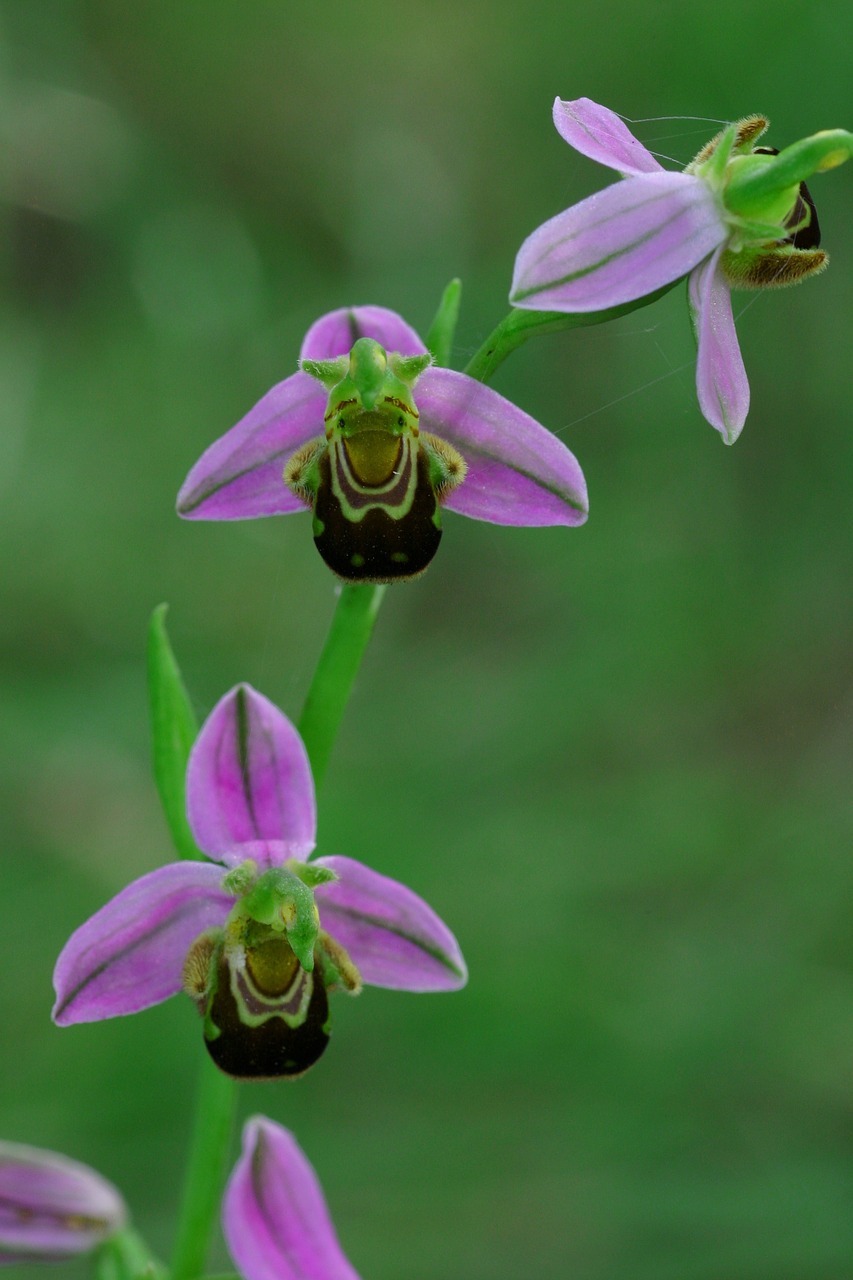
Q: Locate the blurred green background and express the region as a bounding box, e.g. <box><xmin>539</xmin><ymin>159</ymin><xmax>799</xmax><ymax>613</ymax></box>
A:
<box><xmin>2</xmin><ymin>2</ymin><xmax>853</xmax><ymax>1277</ymax></box>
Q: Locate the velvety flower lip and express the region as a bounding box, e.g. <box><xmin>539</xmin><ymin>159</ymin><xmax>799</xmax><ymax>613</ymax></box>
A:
<box><xmin>223</xmin><ymin>1117</ymin><xmax>361</xmax><ymax>1280</ymax></box>
<box><xmin>53</xmin><ymin>683</ymin><xmax>466</xmax><ymax>1030</ymax></box>
<box><xmin>176</xmin><ymin>304</ymin><xmax>587</xmax><ymax>529</ymax></box>
<box><xmin>511</xmin><ymin>95</ymin><xmax>843</xmax><ymax>443</ymax></box>
<box><xmin>0</xmin><ymin>1140</ymin><xmax>126</xmax><ymax>1262</ymax></box>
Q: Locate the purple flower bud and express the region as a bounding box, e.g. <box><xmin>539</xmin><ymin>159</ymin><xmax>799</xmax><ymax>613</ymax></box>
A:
<box><xmin>223</xmin><ymin>1117</ymin><xmax>360</xmax><ymax>1280</ymax></box>
<box><xmin>0</xmin><ymin>1140</ymin><xmax>126</xmax><ymax>1263</ymax></box>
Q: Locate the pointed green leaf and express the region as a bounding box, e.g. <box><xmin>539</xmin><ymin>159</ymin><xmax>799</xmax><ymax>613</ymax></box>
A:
<box><xmin>95</xmin><ymin>1228</ymin><xmax>167</xmax><ymax>1280</ymax></box>
<box><xmin>425</xmin><ymin>277</ymin><xmax>462</xmax><ymax>367</ymax></box>
<box><xmin>147</xmin><ymin>604</ymin><xmax>202</xmax><ymax>860</ymax></box>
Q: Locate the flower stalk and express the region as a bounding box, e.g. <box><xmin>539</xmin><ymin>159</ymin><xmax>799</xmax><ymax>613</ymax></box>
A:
<box><xmin>298</xmin><ymin>582</ymin><xmax>386</xmax><ymax>789</ymax></box>
<box><xmin>463</xmin><ymin>284</ymin><xmax>679</xmax><ymax>384</ymax></box>
<box><xmin>169</xmin><ymin>1058</ymin><xmax>236</xmax><ymax>1280</ymax></box>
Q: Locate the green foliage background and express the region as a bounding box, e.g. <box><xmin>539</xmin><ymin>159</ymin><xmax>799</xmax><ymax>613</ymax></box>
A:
<box><xmin>2</xmin><ymin>3</ymin><xmax>853</xmax><ymax>1277</ymax></box>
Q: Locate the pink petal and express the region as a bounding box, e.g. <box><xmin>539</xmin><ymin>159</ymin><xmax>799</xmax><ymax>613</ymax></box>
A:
<box><xmin>553</xmin><ymin>97</ymin><xmax>663</xmax><ymax>175</ymax></box>
<box><xmin>186</xmin><ymin>685</ymin><xmax>316</xmax><ymax>865</ymax></box>
<box><xmin>176</xmin><ymin>370</ymin><xmax>325</xmax><ymax>520</ymax></box>
<box><xmin>52</xmin><ymin>862</ymin><xmax>231</xmax><ymax>1025</ymax></box>
<box><xmin>417</xmin><ymin>368</ymin><xmax>587</xmax><ymax>525</ymax></box>
<box><xmin>314</xmin><ymin>856</ymin><xmax>467</xmax><ymax>992</ymax></box>
<box><xmin>223</xmin><ymin>1117</ymin><xmax>360</xmax><ymax>1280</ymax></box>
<box><xmin>511</xmin><ymin>171</ymin><xmax>727</xmax><ymax>312</ymax></box>
<box><xmin>300</xmin><ymin>305</ymin><xmax>426</xmax><ymax>360</ymax></box>
<box><xmin>688</xmin><ymin>248</ymin><xmax>750</xmax><ymax>443</ymax></box>
<box><xmin>0</xmin><ymin>1142</ymin><xmax>126</xmax><ymax>1260</ymax></box>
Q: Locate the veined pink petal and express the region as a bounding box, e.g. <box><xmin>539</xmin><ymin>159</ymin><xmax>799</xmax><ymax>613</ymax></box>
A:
<box><xmin>223</xmin><ymin>1117</ymin><xmax>360</xmax><ymax>1280</ymax></box>
<box><xmin>186</xmin><ymin>685</ymin><xmax>316</xmax><ymax>864</ymax></box>
<box><xmin>314</xmin><ymin>856</ymin><xmax>467</xmax><ymax>992</ymax></box>
<box><xmin>417</xmin><ymin>367</ymin><xmax>587</xmax><ymax>525</ymax></box>
<box><xmin>176</xmin><ymin>370</ymin><xmax>325</xmax><ymax>520</ymax></box>
<box><xmin>0</xmin><ymin>1142</ymin><xmax>126</xmax><ymax>1260</ymax></box>
<box><xmin>511</xmin><ymin>171</ymin><xmax>727</xmax><ymax>312</ymax></box>
<box><xmin>553</xmin><ymin>97</ymin><xmax>663</xmax><ymax>176</ymax></box>
<box><xmin>300</xmin><ymin>305</ymin><xmax>427</xmax><ymax>360</ymax></box>
<box><xmin>688</xmin><ymin>248</ymin><xmax>750</xmax><ymax>443</ymax></box>
<box><xmin>52</xmin><ymin>862</ymin><xmax>231</xmax><ymax>1025</ymax></box>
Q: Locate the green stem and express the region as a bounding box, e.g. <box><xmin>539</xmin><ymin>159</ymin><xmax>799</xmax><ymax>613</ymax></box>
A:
<box><xmin>463</xmin><ymin>282</ymin><xmax>681</xmax><ymax>384</ymax></box>
<box><xmin>298</xmin><ymin>582</ymin><xmax>386</xmax><ymax>789</ymax></box>
<box><xmin>170</xmin><ymin>1058</ymin><xmax>237</xmax><ymax>1280</ymax></box>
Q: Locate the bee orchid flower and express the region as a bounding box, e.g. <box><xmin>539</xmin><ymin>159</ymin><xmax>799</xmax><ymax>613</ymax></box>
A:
<box><xmin>177</xmin><ymin>305</ymin><xmax>588</xmax><ymax>581</ymax></box>
<box><xmin>511</xmin><ymin>97</ymin><xmax>853</xmax><ymax>442</ymax></box>
<box><xmin>52</xmin><ymin>684</ymin><xmax>466</xmax><ymax>1080</ymax></box>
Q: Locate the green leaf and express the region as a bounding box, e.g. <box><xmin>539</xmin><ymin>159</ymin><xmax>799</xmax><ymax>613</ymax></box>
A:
<box><xmin>147</xmin><ymin>604</ymin><xmax>202</xmax><ymax>860</ymax></box>
<box><xmin>95</xmin><ymin>1228</ymin><xmax>167</xmax><ymax>1280</ymax></box>
<box><xmin>425</xmin><ymin>277</ymin><xmax>462</xmax><ymax>367</ymax></box>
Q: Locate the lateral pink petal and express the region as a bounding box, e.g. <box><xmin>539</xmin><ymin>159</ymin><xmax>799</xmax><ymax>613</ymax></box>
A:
<box><xmin>186</xmin><ymin>685</ymin><xmax>316</xmax><ymax>863</ymax></box>
<box><xmin>417</xmin><ymin>367</ymin><xmax>587</xmax><ymax>525</ymax></box>
<box><xmin>553</xmin><ymin>97</ymin><xmax>663</xmax><ymax>175</ymax></box>
<box><xmin>51</xmin><ymin>862</ymin><xmax>231</xmax><ymax>1025</ymax></box>
<box><xmin>176</xmin><ymin>371</ymin><xmax>325</xmax><ymax>519</ymax></box>
<box><xmin>688</xmin><ymin>249</ymin><xmax>750</xmax><ymax>443</ymax></box>
<box><xmin>300</xmin><ymin>305</ymin><xmax>426</xmax><ymax>360</ymax></box>
<box><xmin>223</xmin><ymin>1117</ymin><xmax>360</xmax><ymax>1280</ymax></box>
<box><xmin>314</xmin><ymin>856</ymin><xmax>467</xmax><ymax>992</ymax></box>
<box><xmin>511</xmin><ymin>171</ymin><xmax>727</xmax><ymax>312</ymax></box>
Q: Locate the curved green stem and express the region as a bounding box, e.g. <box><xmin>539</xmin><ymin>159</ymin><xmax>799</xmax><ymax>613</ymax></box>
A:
<box><xmin>463</xmin><ymin>282</ymin><xmax>681</xmax><ymax>384</ymax></box>
<box><xmin>170</xmin><ymin>1058</ymin><xmax>237</xmax><ymax>1280</ymax></box>
<box><xmin>298</xmin><ymin>583</ymin><xmax>386</xmax><ymax>789</ymax></box>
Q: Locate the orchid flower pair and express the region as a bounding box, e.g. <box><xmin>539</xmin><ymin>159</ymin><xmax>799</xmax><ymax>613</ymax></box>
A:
<box><xmin>177</xmin><ymin>304</ymin><xmax>588</xmax><ymax>582</ymax></box>
<box><xmin>512</xmin><ymin>97</ymin><xmax>852</xmax><ymax>443</ymax></box>
<box><xmin>53</xmin><ymin>683</ymin><xmax>466</xmax><ymax>1079</ymax></box>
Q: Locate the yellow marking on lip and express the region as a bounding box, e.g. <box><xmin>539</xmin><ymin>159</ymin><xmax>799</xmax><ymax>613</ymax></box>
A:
<box><xmin>343</xmin><ymin>431</ymin><xmax>404</xmax><ymax>486</ymax></box>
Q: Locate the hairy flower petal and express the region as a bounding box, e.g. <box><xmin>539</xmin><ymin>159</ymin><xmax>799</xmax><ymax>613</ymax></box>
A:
<box><xmin>186</xmin><ymin>685</ymin><xmax>316</xmax><ymax>865</ymax></box>
<box><xmin>300</xmin><ymin>305</ymin><xmax>426</xmax><ymax>361</ymax></box>
<box><xmin>552</xmin><ymin>97</ymin><xmax>662</xmax><ymax>176</ymax></box>
<box><xmin>223</xmin><ymin>1117</ymin><xmax>360</xmax><ymax>1280</ymax></box>
<box><xmin>0</xmin><ymin>1142</ymin><xmax>126</xmax><ymax>1261</ymax></box>
<box><xmin>417</xmin><ymin>367</ymin><xmax>587</xmax><ymax>525</ymax></box>
<box><xmin>52</xmin><ymin>862</ymin><xmax>231</xmax><ymax>1025</ymax></box>
<box><xmin>511</xmin><ymin>171</ymin><xmax>727</xmax><ymax>311</ymax></box>
<box><xmin>176</xmin><ymin>371</ymin><xmax>325</xmax><ymax>520</ymax></box>
<box><xmin>314</xmin><ymin>856</ymin><xmax>467</xmax><ymax>991</ymax></box>
<box><xmin>689</xmin><ymin>247</ymin><xmax>750</xmax><ymax>443</ymax></box>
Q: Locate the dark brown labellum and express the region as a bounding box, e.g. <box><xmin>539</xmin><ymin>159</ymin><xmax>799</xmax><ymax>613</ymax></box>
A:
<box><xmin>753</xmin><ymin>146</ymin><xmax>821</xmax><ymax>249</ymax></box>
<box><xmin>203</xmin><ymin>944</ymin><xmax>331</xmax><ymax>1080</ymax></box>
<box><xmin>313</xmin><ymin>443</ymin><xmax>441</xmax><ymax>583</ymax></box>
